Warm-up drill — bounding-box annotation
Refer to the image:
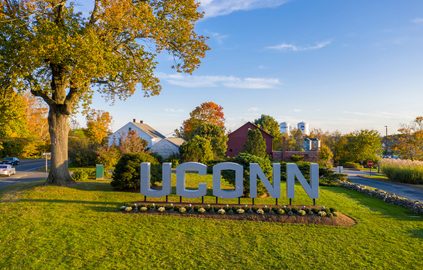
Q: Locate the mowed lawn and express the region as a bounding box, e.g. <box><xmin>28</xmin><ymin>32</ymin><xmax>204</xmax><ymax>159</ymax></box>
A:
<box><xmin>0</xmin><ymin>174</ymin><xmax>422</xmax><ymax>269</ymax></box>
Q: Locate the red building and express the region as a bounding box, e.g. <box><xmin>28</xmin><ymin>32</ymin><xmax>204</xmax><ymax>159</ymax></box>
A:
<box><xmin>226</xmin><ymin>122</ymin><xmax>273</xmax><ymax>157</ymax></box>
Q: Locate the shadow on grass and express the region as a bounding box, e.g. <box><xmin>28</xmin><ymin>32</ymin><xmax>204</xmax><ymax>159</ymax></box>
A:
<box><xmin>408</xmin><ymin>229</ymin><xmax>423</xmax><ymax>239</ymax></box>
<box><xmin>328</xmin><ymin>186</ymin><xmax>423</xmax><ymax>221</ymax></box>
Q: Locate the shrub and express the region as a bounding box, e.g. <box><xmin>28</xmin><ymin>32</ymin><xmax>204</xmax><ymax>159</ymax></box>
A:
<box><xmin>290</xmin><ymin>154</ymin><xmax>304</xmax><ymax>162</ymax></box>
<box><xmin>111</xmin><ymin>153</ymin><xmax>161</xmax><ymax>191</ymax></box>
<box><xmin>70</xmin><ymin>167</ymin><xmax>95</xmax><ymax>181</ymax></box>
<box><xmin>180</xmin><ymin>135</ymin><xmax>214</xmax><ymax>163</ymax></box>
<box><xmin>343</xmin><ymin>161</ymin><xmax>362</xmax><ymax>169</ymax></box>
<box><xmin>71</xmin><ymin>170</ymin><xmax>88</xmax><ymax>181</ymax></box>
<box><xmin>380</xmin><ymin>159</ymin><xmax>423</xmax><ymax>184</ymax></box>
<box><xmin>222</xmin><ymin>153</ymin><xmax>272</xmax><ymax>197</ymax></box>
<box><xmin>96</xmin><ymin>145</ymin><xmax>122</xmax><ymax>176</ymax></box>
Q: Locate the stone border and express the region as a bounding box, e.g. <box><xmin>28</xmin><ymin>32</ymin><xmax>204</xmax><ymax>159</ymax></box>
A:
<box><xmin>339</xmin><ymin>181</ymin><xmax>423</xmax><ymax>214</ymax></box>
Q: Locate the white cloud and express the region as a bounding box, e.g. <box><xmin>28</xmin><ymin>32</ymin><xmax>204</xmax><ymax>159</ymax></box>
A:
<box><xmin>207</xmin><ymin>31</ymin><xmax>228</xmax><ymax>44</ymax></box>
<box><xmin>159</xmin><ymin>73</ymin><xmax>281</xmax><ymax>89</ymax></box>
<box><xmin>412</xmin><ymin>17</ymin><xmax>423</xmax><ymax>24</ymax></box>
<box><xmin>266</xmin><ymin>40</ymin><xmax>332</xmax><ymax>52</ymax></box>
<box><xmin>164</xmin><ymin>108</ymin><xmax>184</xmax><ymax>113</ymax></box>
<box><xmin>199</xmin><ymin>0</ymin><xmax>288</xmax><ymax>18</ymax></box>
<box><xmin>247</xmin><ymin>107</ymin><xmax>259</xmax><ymax>112</ymax></box>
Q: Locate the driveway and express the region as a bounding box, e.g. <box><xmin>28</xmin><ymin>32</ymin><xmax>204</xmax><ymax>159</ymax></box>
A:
<box><xmin>343</xmin><ymin>169</ymin><xmax>423</xmax><ymax>202</ymax></box>
<box><xmin>0</xmin><ymin>159</ymin><xmax>48</xmax><ymax>190</ymax></box>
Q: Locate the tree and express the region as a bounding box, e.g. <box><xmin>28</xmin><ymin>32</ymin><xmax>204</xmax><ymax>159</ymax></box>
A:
<box><xmin>119</xmin><ymin>130</ymin><xmax>147</xmax><ymax>154</ymax></box>
<box><xmin>177</xmin><ymin>101</ymin><xmax>225</xmax><ymax>139</ymax></box>
<box><xmin>180</xmin><ymin>135</ymin><xmax>214</xmax><ymax>163</ymax></box>
<box><xmin>394</xmin><ymin>116</ymin><xmax>423</xmax><ymax>160</ymax></box>
<box><xmin>345</xmin><ymin>130</ymin><xmax>382</xmax><ymax>164</ymax></box>
<box><xmin>86</xmin><ymin>110</ymin><xmax>112</xmax><ymax>145</ymax></box>
<box><xmin>290</xmin><ymin>128</ymin><xmax>304</xmax><ymax>151</ymax></box>
<box><xmin>243</xmin><ymin>128</ymin><xmax>267</xmax><ymax>158</ymax></box>
<box><xmin>318</xmin><ymin>144</ymin><xmax>334</xmax><ymax>168</ymax></box>
<box><xmin>254</xmin><ymin>114</ymin><xmax>282</xmax><ymax>150</ymax></box>
<box><xmin>190</xmin><ymin>122</ymin><xmax>227</xmax><ymax>159</ymax></box>
<box><xmin>0</xmin><ymin>1</ymin><xmax>208</xmax><ymax>185</ymax></box>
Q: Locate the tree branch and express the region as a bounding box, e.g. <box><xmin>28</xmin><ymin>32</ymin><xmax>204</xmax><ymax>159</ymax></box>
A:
<box><xmin>88</xmin><ymin>0</ymin><xmax>100</xmax><ymax>25</ymax></box>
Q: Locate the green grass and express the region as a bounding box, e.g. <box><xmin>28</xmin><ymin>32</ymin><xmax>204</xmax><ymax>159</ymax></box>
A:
<box><xmin>0</xmin><ymin>174</ymin><xmax>422</xmax><ymax>269</ymax></box>
<box><xmin>358</xmin><ymin>174</ymin><xmax>389</xmax><ymax>181</ymax></box>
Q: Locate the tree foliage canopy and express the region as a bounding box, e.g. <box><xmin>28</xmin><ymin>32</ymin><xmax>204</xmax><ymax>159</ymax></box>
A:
<box><xmin>243</xmin><ymin>128</ymin><xmax>267</xmax><ymax>158</ymax></box>
<box><xmin>177</xmin><ymin>101</ymin><xmax>225</xmax><ymax>139</ymax></box>
<box><xmin>180</xmin><ymin>135</ymin><xmax>214</xmax><ymax>163</ymax></box>
<box><xmin>254</xmin><ymin>114</ymin><xmax>282</xmax><ymax>150</ymax></box>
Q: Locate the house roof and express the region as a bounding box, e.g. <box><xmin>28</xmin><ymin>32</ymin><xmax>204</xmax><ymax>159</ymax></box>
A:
<box><xmin>165</xmin><ymin>137</ymin><xmax>185</xmax><ymax>147</ymax></box>
<box><xmin>228</xmin><ymin>122</ymin><xmax>274</xmax><ymax>138</ymax></box>
<box><xmin>133</xmin><ymin>122</ymin><xmax>165</xmax><ymax>139</ymax></box>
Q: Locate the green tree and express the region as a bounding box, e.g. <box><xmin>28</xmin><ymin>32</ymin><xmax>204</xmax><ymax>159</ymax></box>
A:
<box><xmin>0</xmin><ymin>1</ymin><xmax>208</xmax><ymax>185</ymax></box>
<box><xmin>243</xmin><ymin>128</ymin><xmax>267</xmax><ymax>158</ymax></box>
<box><xmin>290</xmin><ymin>128</ymin><xmax>304</xmax><ymax>151</ymax></box>
<box><xmin>394</xmin><ymin>116</ymin><xmax>423</xmax><ymax>160</ymax></box>
<box><xmin>254</xmin><ymin>114</ymin><xmax>282</xmax><ymax>150</ymax></box>
<box><xmin>180</xmin><ymin>135</ymin><xmax>214</xmax><ymax>163</ymax></box>
<box><xmin>190</xmin><ymin>123</ymin><xmax>227</xmax><ymax>159</ymax></box>
<box><xmin>345</xmin><ymin>130</ymin><xmax>382</xmax><ymax>164</ymax></box>
<box><xmin>318</xmin><ymin>144</ymin><xmax>334</xmax><ymax>168</ymax></box>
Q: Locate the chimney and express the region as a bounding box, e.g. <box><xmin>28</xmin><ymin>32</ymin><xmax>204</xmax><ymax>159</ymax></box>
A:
<box><xmin>140</xmin><ymin>120</ymin><xmax>143</xmax><ymax>124</ymax></box>
<box><xmin>133</xmin><ymin>118</ymin><xmax>136</xmax><ymax>123</ymax></box>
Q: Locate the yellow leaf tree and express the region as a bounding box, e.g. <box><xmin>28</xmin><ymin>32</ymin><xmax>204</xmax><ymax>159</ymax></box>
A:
<box><xmin>0</xmin><ymin>0</ymin><xmax>208</xmax><ymax>185</ymax></box>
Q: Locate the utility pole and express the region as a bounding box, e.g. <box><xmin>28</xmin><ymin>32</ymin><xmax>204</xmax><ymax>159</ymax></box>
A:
<box><xmin>384</xmin><ymin>125</ymin><xmax>388</xmax><ymax>155</ymax></box>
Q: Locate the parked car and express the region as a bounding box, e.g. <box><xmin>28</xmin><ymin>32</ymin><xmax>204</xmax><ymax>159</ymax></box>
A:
<box><xmin>1</xmin><ymin>157</ymin><xmax>20</xmax><ymax>166</ymax></box>
<box><xmin>0</xmin><ymin>164</ymin><xmax>16</xmax><ymax>177</ymax></box>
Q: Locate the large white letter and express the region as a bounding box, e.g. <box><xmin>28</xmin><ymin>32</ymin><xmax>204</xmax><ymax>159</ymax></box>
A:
<box><xmin>287</xmin><ymin>163</ymin><xmax>319</xmax><ymax>199</ymax></box>
<box><xmin>140</xmin><ymin>162</ymin><xmax>171</xmax><ymax>197</ymax></box>
<box><xmin>250</xmin><ymin>163</ymin><xmax>281</xmax><ymax>198</ymax></box>
<box><xmin>176</xmin><ymin>162</ymin><xmax>207</xmax><ymax>198</ymax></box>
<box><xmin>213</xmin><ymin>162</ymin><xmax>243</xmax><ymax>198</ymax></box>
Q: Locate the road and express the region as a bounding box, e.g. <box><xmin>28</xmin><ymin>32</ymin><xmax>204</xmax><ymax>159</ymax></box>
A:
<box><xmin>344</xmin><ymin>169</ymin><xmax>423</xmax><ymax>202</ymax></box>
<box><xmin>0</xmin><ymin>159</ymin><xmax>48</xmax><ymax>190</ymax></box>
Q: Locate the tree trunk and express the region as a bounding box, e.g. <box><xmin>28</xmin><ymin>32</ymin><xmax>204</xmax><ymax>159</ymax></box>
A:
<box><xmin>46</xmin><ymin>105</ymin><xmax>74</xmax><ymax>185</ymax></box>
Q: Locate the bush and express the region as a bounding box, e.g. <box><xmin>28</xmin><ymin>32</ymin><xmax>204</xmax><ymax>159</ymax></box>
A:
<box><xmin>380</xmin><ymin>159</ymin><xmax>423</xmax><ymax>184</ymax></box>
<box><xmin>180</xmin><ymin>135</ymin><xmax>214</xmax><ymax>163</ymax></box>
<box><xmin>290</xmin><ymin>154</ymin><xmax>304</xmax><ymax>162</ymax></box>
<box><xmin>111</xmin><ymin>153</ymin><xmax>161</xmax><ymax>191</ymax></box>
<box><xmin>70</xmin><ymin>168</ymin><xmax>95</xmax><ymax>181</ymax></box>
<box><xmin>96</xmin><ymin>146</ymin><xmax>122</xmax><ymax>175</ymax></box>
<box><xmin>222</xmin><ymin>153</ymin><xmax>272</xmax><ymax>197</ymax></box>
<box><xmin>343</xmin><ymin>161</ymin><xmax>362</xmax><ymax>169</ymax></box>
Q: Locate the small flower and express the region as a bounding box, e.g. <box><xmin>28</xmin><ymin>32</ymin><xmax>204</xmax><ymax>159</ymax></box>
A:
<box><xmin>298</xmin><ymin>210</ymin><xmax>306</xmax><ymax>216</ymax></box>
<box><xmin>218</xmin><ymin>208</ymin><xmax>226</xmax><ymax>215</ymax></box>
<box><xmin>140</xmin><ymin>206</ymin><xmax>148</xmax><ymax>212</ymax></box>
<box><xmin>124</xmin><ymin>207</ymin><xmax>133</xmax><ymax>212</ymax></box>
<box><xmin>256</xmin><ymin>209</ymin><xmax>264</xmax><ymax>215</ymax></box>
<box><xmin>179</xmin><ymin>207</ymin><xmax>187</xmax><ymax>213</ymax></box>
<box><xmin>158</xmin><ymin>207</ymin><xmax>166</xmax><ymax>212</ymax></box>
<box><xmin>236</xmin><ymin>208</ymin><xmax>245</xmax><ymax>214</ymax></box>
<box><xmin>318</xmin><ymin>211</ymin><xmax>327</xmax><ymax>217</ymax></box>
<box><xmin>277</xmin><ymin>209</ymin><xmax>285</xmax><ymax>215</ymax></box>
<box><xmin>120</xmin><ymin>205</ymin><xmax>127</xmax><ymax>210</ymax></box>
<box><xmin>170</xmin><ymin>203</ymin><xmax>174</xmax><ymax>207</ymax></box>
<box><xmin>198</xmin><ymin>207</ymin><xmax>206</xmax><ymax>214</ymax></box>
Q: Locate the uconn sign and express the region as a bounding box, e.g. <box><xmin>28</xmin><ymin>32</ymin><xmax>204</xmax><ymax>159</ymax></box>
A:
<box><xmin>140</xmin><ymin>162</ymin><xmax>319</xmax><ymax>200</ymax></box>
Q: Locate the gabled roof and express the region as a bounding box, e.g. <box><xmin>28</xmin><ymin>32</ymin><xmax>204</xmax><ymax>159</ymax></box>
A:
<box><xmin>132</xmin><ymin>122</ymin><xmax>165</xmax><ymax>139</ymax></box>
<box><xmin>228</xmin><ymin>122</ymin><xmax>274</xmax><ymax>138</ymax></box>
<box><xmin>165</xmin><ymin>137</ymin><xmax>185</xmax><ymax>147</ymax></box>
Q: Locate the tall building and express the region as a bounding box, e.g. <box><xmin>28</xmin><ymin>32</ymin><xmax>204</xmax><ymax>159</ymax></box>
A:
<box><xmin>279</xmin><ymin>122</ymin><xmax>291</xmax><ymax>134</ymax></box>
<box><xmin>297</xmin><ymin>121</ymin><xmax>310</xmax><ymax>135</ymax></box>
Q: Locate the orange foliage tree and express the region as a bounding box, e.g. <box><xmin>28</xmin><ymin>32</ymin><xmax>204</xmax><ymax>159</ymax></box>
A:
<box><xmin>86</xmin><ymin>110</ymin><xmax>112</xmax><ymax>145</ymax></box>
<box><xmin>177</xmin><ymin>101</ymin><xmax>225</xmax><ymax>139</ymax></box>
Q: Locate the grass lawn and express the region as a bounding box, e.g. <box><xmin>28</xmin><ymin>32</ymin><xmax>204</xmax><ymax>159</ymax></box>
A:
<box><xmin>0</xmin><ymin>174</ymin><xmax>422</xmax><ymax>269</ymax></box>
<box><xmin>357</xmin><ymin>174</ymin><xmax>389</xmax><ymax>181</ymax></box>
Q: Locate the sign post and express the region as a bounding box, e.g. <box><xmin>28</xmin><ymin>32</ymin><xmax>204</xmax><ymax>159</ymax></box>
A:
<box><xmin>42</xmin><ymin>152</ymin><xmax>51</xmax><ymax>173</ymax></box>
<box><xmin>367</xmin><ymin>160</ymin><xmax>374</xmax><ymax>175</ymax></box>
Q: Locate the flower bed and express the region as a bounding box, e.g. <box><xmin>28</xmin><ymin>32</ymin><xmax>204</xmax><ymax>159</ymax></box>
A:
<box><xmin>119</xmin><ymin>203</ymin><xmax>356</xmax><ymax>226</ymax></box>
<box><xmin>339</xmin><ymin>181</ymin><xmax>423</xmax><ymax>214</ymax></box>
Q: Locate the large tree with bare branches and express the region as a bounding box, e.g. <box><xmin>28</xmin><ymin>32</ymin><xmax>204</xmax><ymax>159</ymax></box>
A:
<box><xmin>0</xmin><ymin>0</ymin><xmax>208</xmax><ymax>185</ymax></box>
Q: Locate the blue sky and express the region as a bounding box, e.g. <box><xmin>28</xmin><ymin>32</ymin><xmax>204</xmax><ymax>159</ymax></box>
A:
<box><xmin>75</xmin><ymin>0</ymin><xmax>423</xmax><ymax>136</ymax></box>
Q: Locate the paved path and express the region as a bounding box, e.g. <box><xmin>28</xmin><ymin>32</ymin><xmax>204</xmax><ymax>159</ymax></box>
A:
<box><xmin>344</xmin><ymin>169</ymin><xmax>423</xmax><ymax>202</ymax></box>
<box><xmin>0</xmin><ymin>159</ymin><xmax>48</xmax><ymax>190</ymax></box>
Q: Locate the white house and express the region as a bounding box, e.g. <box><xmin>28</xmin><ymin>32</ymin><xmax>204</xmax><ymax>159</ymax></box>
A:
<box><xmin>108</xmin><ymin>119</ymin><xmax>165</xmax><ymax>148</ymax></box>
<box><xmin>150</xmin><ymin>137</ymin><xmax>185</xmax><ymax>159</ymax></box>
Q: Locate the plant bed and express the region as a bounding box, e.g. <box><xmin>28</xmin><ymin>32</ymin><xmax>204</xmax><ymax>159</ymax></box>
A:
<box><xmin>119</xmin><ymin>203</ymin><xmax>356</xmax><ymax>227</ymax></box>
